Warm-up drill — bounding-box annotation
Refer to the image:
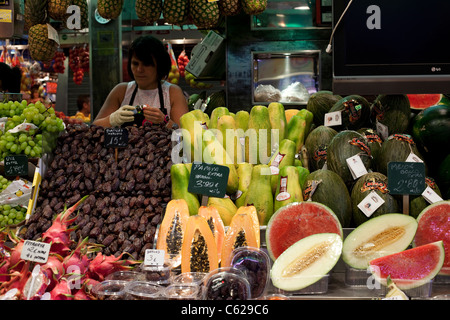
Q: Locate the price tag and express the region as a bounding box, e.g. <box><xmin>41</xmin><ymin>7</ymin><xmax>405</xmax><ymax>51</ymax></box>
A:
<box><xmin>388</xmin><ymin>162</ymin><xmax>426</xmax><ymax>195</ymax></box>
<box><xmin>4</xmin><ymin>155</ymin><xmax>28</xmax><ymax>177</ymax></box>
<box><xmin>357</xmin><ymin>191</ymin><xmax>385</xmax><ymax>218</ymax></box>
<box><xmin>104</xmin><ymin>128</ymin><xmax>129</xmax><ymax>148</ymax></box>
<box><xmin>422</xmin><ymin>186</ymin><xmax>444</xmax><ymax>204</ymax></box>
<box><xmin>405</xmin><ymin>152</ymin><xmax>424</xmax><ymax>163</ymax></box>
<box><xmin>346</xmin><ymin>154</ymin><xmax>368</xmax><ymax>179</ymax></box>
<box><xmin>20</xmin><ymin>240</ymin><xmax>50</xmax><ymax>263</ymax></box>
<box><xmin>376</xmin><ymin>120</ymin><xmax>389</xmax><ymax>141</ymax></box>
<box><xmin>144</xmin><ymin>249</ymin><xmax>165</xmax><ymax>266</ymax></box>
<box><xmin>324</xmin><ymin>111</ymin><xmax>342</xmax><ymax>127</ymax></box>
<box><xmin>188</xmin><ymin>162</ymin><xmax>229</xmax><ymax>198</ymax></box>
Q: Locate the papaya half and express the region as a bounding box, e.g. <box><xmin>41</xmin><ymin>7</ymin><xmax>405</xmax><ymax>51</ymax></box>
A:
<box><xmin>198</xmin><ymin>205</ymin><xmax>225</xmax><ymax>262</ymax></box>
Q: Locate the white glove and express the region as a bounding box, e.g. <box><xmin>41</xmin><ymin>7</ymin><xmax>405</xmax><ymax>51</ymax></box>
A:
<box><xmin>109</xmin><ymin>105</ymin><xmax>136</xmax><ymax>127</ymax></box>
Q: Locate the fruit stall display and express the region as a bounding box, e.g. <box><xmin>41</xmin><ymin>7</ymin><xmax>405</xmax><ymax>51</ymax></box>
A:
<box><xmin>0</xmin><ymin>92</ymin><xmax>449</xmax><ymax>300</ymax></box>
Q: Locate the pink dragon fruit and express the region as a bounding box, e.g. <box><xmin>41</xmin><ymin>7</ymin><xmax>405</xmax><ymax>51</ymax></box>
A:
<box><xmin>41</xmin><ymin>196</ymin><xmax>88</xmax><ymax>257</ymax></box>
<box><xmin>40</xmin><ymin>253</ymin><xmax>65</xmax><ymax>291</ymax></box>
<box><xmin>0</xmin><ymin>260</ymin><xmax>31</xmax><ymax>297</ymax></box>
<box><xmin>7</xmin><ymin>233</ymin><xmax>25</xmax><ymax>271</ymax></box>
<box><xmin>49</xmin><ymin>277</ymin><xmax>73</xmax><ymax>300</ymax></box>
<box><xmin>87</xmin><ymin>252</ymin><xmax>139</xmax><ymax>282</ymax></box>
<box><xmin>22</xmin><ymin>266</ymin><xmax>50</xmax><ymax>300</ymax></box>
<box><xmin>63</xmin><ymin>237</ymin><xmax>90</xmax><ymax>275</ymax></box>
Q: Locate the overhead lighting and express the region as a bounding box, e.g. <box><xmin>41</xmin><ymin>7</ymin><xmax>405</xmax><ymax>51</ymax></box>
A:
<box><xmin>294</xmin><ymin>6</ymin><xmax>310</xmax><ymax>10</ymax></box>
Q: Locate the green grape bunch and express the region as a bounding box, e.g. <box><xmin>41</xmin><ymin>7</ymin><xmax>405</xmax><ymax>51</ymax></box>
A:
<box><xmin>0</xmin><ymin>204</ymin><xmax>27</xmax><ymax>227</ymax></box>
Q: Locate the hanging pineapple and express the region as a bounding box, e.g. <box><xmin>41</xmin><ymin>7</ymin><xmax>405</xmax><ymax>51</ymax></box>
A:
<box><xmin>240</xmin><ymin>0</ymin><xmax>267</xmax><ymax>15</ymax></box>
<box><xmin>189</xmin><ymin>0</ymin><xmax>221</xmax><ymax>30</ymax></box>
<box><xmin>97</xmin><ymin>0</ymin><xmax>124</xmax><ymax>20</ymax></box>
<box><xmin>135</xmin><ymin>0</ymin><xmax>163</xmax><ymax>25</ymax></box>
<box><xmin>24</xmin><ymin>0</ymin><xmax>49</xmax><ymax>32</ymax></box>
<box><xmin>28</xmin><ymin>24</ymin><xmax>59</xmax><ymax>62</ymax></box>
<box><xmin>48</xmin><ymin>0</ymin><xmax>71</xmax><ymax>21</ymax></box>
<box><xmin>163</xmin><ymin>0</ymin><xmax>189</xmax><ymax>26</ymax></box>
<box><xmin>218</xmin><ymin>0</ymin><xmax>242</xmax><ymax>16</ymax></box>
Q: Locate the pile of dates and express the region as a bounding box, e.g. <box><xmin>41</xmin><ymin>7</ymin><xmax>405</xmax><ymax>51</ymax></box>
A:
<box><xmin>23</xmin><ymin>123</ymin><xmax>174</xmax><ymax>260</ymax></box>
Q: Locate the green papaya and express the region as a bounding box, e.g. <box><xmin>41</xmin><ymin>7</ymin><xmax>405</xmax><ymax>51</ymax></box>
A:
<box><xmin>170</xmin><ymin>163</ymin><xmax>200</xmax><ymax>216</ymax></box>
<box><xmin>217</xmin><ymin>115</ymin><xmax>244</xmax><ymax>165</ymax></box>
<box><xmin>296</xmin><ymin>166</ymin><xmax>310</xmax><ymax>188</ymax></box>
<box><xmin>286</xmin><ymin>113</ymin><xmax>307</xmax><ymax>153</ymax></box>
<box><xmin>209</xmin><ymin>107</ymin><xmax>230</xmax><ymax>129</ymax></box>
<box><xmin>297</xmin><ymin>108</ymin><xmax>314</xmax><ymax>137</ymax></box>
<box><xmin>179</xmin><ymin>111</ymin><xmax>207</xmax><ymax>163</ymax></box>
<box><xmin>234</xmin><ymin>162</ymin><xmax>253</xmax><ymax>208</ymax></box>
<box><xmin>208</xmin><ymin>196</ymin><xmax>237</xmax><ymax>226</ymax></box>
<box><xmin>274</xmin><ymin>166</ymin><xmax>303</xmax><ymax>212</ymax></box>
<box><xmin>244</xmin><ymin>164</ymin><xmax>274</xmax><ymax>225</ymax></box>
<box><xmin>246</xmin><ymin>105</ymin><xmax>272</xmax><ymax>165</ymax></box>
<box><xmin>268</xmin><ymin>102</ymin><xmax>288</xmax><ymax>142</ymax></box>
<box><xmin>202</xmin><ymin>129</ymin><xmax>239</xmax><ymax>195</ymax></box>
<box><xmin>268</xmin><ymin>138</ymin><xmax>297</xmax><ymax>194</ymax></box>
<box><xmin>235</xmin><ymin>110</ymin><xmax>250</xmax><ymax>131</ymax></box>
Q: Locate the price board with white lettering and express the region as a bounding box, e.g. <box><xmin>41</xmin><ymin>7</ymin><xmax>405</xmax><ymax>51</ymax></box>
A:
<box><xmin>104</xmin><ymin>128</ymin><xmax>129</xmax><ymax>148</ymax></box>
<box><xmin>188</xmin><ymin>162</ymin><xmax>229</xmax><ymax>198</ymax></box>
<box><xmin>388</xmin><ymin>162</ymin><xmax>426</xmax><ymax>195</ymax></box>
<box><xmin>4</xmin><ymin>155</ymin><xmax>28</xmax><ymax>177</ymax></box>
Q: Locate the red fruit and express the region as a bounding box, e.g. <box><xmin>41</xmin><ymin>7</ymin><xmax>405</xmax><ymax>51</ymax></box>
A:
<box><xmin>0</xmin><ymin>260</ymin><xmax>31</xmax><ymax>297</ymax></box>
<box><xmin>7</xmin><ymin>233</ymin><xmax>25</xmax><ymax>271</ymax></box>
<box><xmin>22</xmin><ymin>267</ymin><xmax>50</xmax><ymax>300</ymax></box>
<box><xmin>50</xmin><ymin>278</ymin><xmax>73</xmax><ymax>300</ymax></box>
<box><xmin>63</xmin><ymin>237</ymin><xmax>90</xmax><ymax>275</ymax></box>
<box><xmin>40</xmin><ymin>253</ymin><xmax>65</xmax><ymax>291</ymax></box>
<box><xmin>87</xmin><ymin>252</ymin><xmax>139</xmax><ymax>282</ymax></box>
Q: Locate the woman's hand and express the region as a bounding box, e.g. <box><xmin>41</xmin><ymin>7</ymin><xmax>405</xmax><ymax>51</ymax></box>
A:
<box><xmin>142</xmin><ymin>105</ymin><xmax>165</xmax><ymax>124</ymax></box>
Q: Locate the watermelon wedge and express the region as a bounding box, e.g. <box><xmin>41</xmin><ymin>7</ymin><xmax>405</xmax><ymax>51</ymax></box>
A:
<box><xmin>266</xmin><ymin>201</ymin><xmax>343</xmax><ymax>261</ymax></box>
<box><xmin>407</xmin><ymin>94</ymin><xmax>443</xmax><ymax>110</ymax></box>
<box><xmin>414</xmin><ymin>200</ymin><xmax>450</xmax><ymax>275</ymax></box>
<box><xmin>369</xmin><ymin>241</ymin><xmax>445</xmax><ymax>290</ymax></box>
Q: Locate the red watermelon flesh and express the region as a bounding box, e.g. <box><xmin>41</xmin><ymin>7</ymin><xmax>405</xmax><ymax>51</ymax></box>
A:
<box><xmin>265</xmin><ymin>201</ymin><xmax>343</xmax><ymax>261</ymax></box>
<box><xmin>369</xmin><ymin>241</ymin><xmax>445</xmax><ymax>290</ymax></box>
<box><xmin>414</xmin><ymin>200</ymin><xmax>450</xmax><ymax>275</ymax></box>
<box><xmin>407</xmin><ymin>94</ymin><xmax>442</xmax><ymax>110</ymax></box>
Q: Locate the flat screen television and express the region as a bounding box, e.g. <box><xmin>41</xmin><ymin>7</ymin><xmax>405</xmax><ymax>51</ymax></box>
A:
<box><xmin>332</xmin><ymin>0</ymin><xmax>450</xmax><ymax>95</ymax></box>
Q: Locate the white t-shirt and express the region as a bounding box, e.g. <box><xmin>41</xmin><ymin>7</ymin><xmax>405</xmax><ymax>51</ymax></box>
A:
<box><xmin>121</xmin><ymin>81</ymin><xmax>172</xmax><ymax>116</ymax></box>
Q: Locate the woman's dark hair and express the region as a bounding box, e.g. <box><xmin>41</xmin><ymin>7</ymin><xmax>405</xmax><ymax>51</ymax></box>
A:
<box><xmin>127</xmin><ymin>36</ymin><xmax>171</xmax><ymax>82</ymax></box>
<box><xmin>0</xmin><ymin>62</ymin><xmax>21</xmax><ymax>93</ymax></box>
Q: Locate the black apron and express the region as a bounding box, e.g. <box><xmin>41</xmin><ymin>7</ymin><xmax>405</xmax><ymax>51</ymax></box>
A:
<box><xmin>122</xmin><ymin>82</ymin><xmax>167</xmax><ymax>127</ymax></box>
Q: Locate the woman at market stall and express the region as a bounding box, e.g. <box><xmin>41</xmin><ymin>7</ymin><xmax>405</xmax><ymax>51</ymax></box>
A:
<box><xmin>92</xmin><ymin>36</ymin><xmax>189</xmax><ymax>128</ymax></box>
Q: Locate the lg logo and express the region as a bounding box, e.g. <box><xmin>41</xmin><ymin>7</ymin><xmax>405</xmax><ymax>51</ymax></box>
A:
<box><xmin>431</xmin><ymin>67</ymin><xmax>442</xmax><ymax>72</ymax></box>
<box><xmin>366</xmin><ymin>5</ymin><xmax>381</xmax><ymax>30</ymax></box>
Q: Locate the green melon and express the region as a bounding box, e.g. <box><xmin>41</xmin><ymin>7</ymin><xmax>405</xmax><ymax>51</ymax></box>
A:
<box><xmin>306</xmin><ymin>91</ymin><xmax>342</xmax><ymax>127</ymax></box>
<box><xmin>326</xmin><ymin>130</ymin><xmax>373</xmax><ymax>187</ymax></box>
<box><xmin>302</xmin><ymin>169</ymin><xmax>352</xmax><ymax>228</ymax></box>
<box><xmin>270</xmin><ymin>233</ymin><xmax>343</xmax><ymax>291</ymax></box>
<box><xmin>351</xmin><ymin>172</ymin><xmax>400</xmax><ymax>226</ymax></box>
<box><xmin>303</xmin><ymin>125</ymin><xmax>338</xmax><ymax>172</ymax></box>
<box><xmin>328</xmin><ymin>95</ymin><xmax>372</xmax><ymax>130</ymax></box>
<box><xmin>265</xmin><ymin>201</ymin><xmax>343</xmax><ymax>261</ymax></box>
<box><xmin>376</xmin><ymin>134</ymin><xmax>426</xmax><ymax>175</ymax></box>
<box><xmin>369</xmin><ymin>241</ymin><xmax>445</xmax><ymax>290</ymax></box>
<box><xmin>357</xmin><ymin>128</ymin><xmax>383</xmax><ymax>166</ymax></box>
<box><xmin>370</xmin><ymin>94</ymin><xmax>411</xmax><ymax>134</ymax></box>
<box><xmin>342</xmin><ymin>213</ymin><xmax>418</xmax><ymax>270</ymax></box>
<box><xmin>410</xmin><ymin>177</ymin><xmax>442</xmax><ymax>219</ymax></box>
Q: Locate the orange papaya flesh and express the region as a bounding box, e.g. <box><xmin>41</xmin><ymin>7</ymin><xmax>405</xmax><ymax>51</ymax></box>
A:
<box><xmin>181</xmin><ymin>215</ymin><xmax>219</xmax><ymax>274</ymax></box>
<box><xmin>156</xmin><ymin>199</ymin><xmax>190</xmax><ymax>266</ymax></box>
<box><xmin>198</xmin><ymin>205</ymin><xmax>225</xmax><ymax>262</ymax></box>
<box><xmin>221</xmin><ymin>213</ymin><xmax>259</xmax><ymax>268</ymax></box>
<box><xmin>235</xmin><ymin>205</ymin><xmax>261</xmax><ymax>248</ymax></box>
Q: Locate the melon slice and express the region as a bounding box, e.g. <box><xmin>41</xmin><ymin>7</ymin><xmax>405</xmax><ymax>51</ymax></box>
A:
<box><xmin>414</xmin><ymin>200</ymin><xmax>450</xmax><ymax>275</ymax></box>
<box><xmin>407</xmin><ymin>94</ymin><xmax>442</xmax><ymax>110</ymax></box>
<box><xmin>266</xmin><ymin>201</ymin><xmax>343</xmax><ymax>261</ymax></box>
<box><xmin>342</xmin><ymin>214</ymin><xmax>418</xmax><ymax>270</ymax></box>
<box><xmin>270</xmin><ymin>233</ymin><xmax>343</xmax><ymax>291</ymax></box>
<box><xmin>369</xmin><ymin>241</ymin><xmax>445</xmax><ymax>290</ymax></box>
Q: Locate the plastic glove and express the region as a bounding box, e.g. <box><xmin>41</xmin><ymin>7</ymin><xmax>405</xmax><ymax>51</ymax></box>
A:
<box><xmin>109</xmin><ymin>105</ymin><xmax>135</xmax><ymax>127</ymax></box>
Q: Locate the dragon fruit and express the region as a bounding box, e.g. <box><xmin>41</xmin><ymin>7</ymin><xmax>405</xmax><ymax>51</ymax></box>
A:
<box><xmin>87</xmin><ymin>252</ymin><xmax>139</xmax><ymax>282</ymax></box>
<box><xmin>49</xmin><ymin>277</ymin><xmax>73</xmax><ymax>300</ymax></box>
<box><xmin>22</xmin><ymin>266</ymin><xmax>50</xmax><ymax>300</ymax></box>
<box><xmin>40</xmin><ymin>253</ymin><xmax>65</xmax><ymax>291</ymax></box>
<box><xmin>41</xmin><ymin>196</ymin><xmax>88</xmax><ymax>257</ymax></box>
<box><xmin>7</xmin><ymin>233</ymin><xmax>25</xmax><ymax>271</ymax></box>
<box><xmin>0</xmin><ymin>260</ymin><xmax>31</xmax><ymax>297</ymax></box>
<box><xmin>63</xmin><ymin>237</ymin><xmax>90</xmax><ymax>275</ymax></box>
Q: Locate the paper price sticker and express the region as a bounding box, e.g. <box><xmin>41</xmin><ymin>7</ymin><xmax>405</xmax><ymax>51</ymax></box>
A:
<box><xmin>376</xmin><ymin>120</ymin><xmax>389</xmax><ymax>141</ymax></box>
<box><xmin>405</xmin><ymin>152</ymin><xmax>424</xmax><ymax>163</ymax></box>
<box><xmin>20</xmin><ymin>240</ymin><xmax>50</xmax><ymax>263</ymax></box>
<box><xmin>422</xmin><ymin>186</ymin><xmax>443</xmax><ymax>204</ymax></box>
<box><xmin>144</xmin><ymin>249</ymin><xmax>165</xmax><ymax>266</ymax></box>
<box><xmin>346</xmin><ymin>154</ymin><xmax>368</xmax><ymax>179</ymax></box>
<box><xmin>357</xmin><ymin>191</ymin><xmax>385</xmax><ymax>218</ymax></box>
<box><xmin>324</xmin><ymin>111</ymin><xmax>342</xmax><ymax>127</ymax></box>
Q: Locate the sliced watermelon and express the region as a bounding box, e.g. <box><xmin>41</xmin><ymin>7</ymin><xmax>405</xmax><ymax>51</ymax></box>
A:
<box><xmin>266</xmin><ymin>201</ymin><xmax>343</xmax><ymax>261</ymax></box>
<box><xmin>414</xmin><ymin>200</ymin><xmax>450</xmax><ymax>275</ymax></box>
<box><xmin>369</xmin><ymin>241</ymin><xmax>445</xmax><ymax>290</ymax></box>
<box><xmin>407</xmin><ymin>94</ymin><xmax>443</xmax><ymax>110</ymax></box>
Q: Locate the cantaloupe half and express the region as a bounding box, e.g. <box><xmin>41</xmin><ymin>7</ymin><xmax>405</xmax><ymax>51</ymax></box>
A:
<box><xmin>270</xmin><ymin>233</ymin><xmax>342</xmax><ymax>291</ymax></box>
<box><xmin>342</xmin><ymin>214</ymin><xmax>418</xmax><ymax>270</ymax></box>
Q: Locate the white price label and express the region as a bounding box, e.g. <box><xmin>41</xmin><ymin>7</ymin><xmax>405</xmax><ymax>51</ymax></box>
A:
<box><xmin>144</xmin><ymin>249</ymin><xmax>165</xmax><ymax>266</ymax></box>
<box><xmin>405</xmin><ymin>152</ymin><xmax>423</xmax><ymax>163</ymax></box>
<box><xmin>357</xmin><ymin>191</ymin><xmax>385</xmax><ymax>218</ymax></box>
<box><xmin>376</xmin><ymin>120</ymin><xmax>389</xmax><ymax>141</ymax></box>
<box><xmin>422</xmin><ymin>186</ymin><xmax>443</xmax><ymax>204</ymax></box>
<box><xmin>20</xmin><ymin>240</ymin><xmax>50</xmax><ymax>263</ymax></box>
<box><xmin>346</xmin><ymin>154</ymin><xmax>368</xmax><ymax>179</ymax></box>
<box><xmin>324</xmin><ymin>111</ymin><xmax>342</xmax><ymax>127</ymax></box>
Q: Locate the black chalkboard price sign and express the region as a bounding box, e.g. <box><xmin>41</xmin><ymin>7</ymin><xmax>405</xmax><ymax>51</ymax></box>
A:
<box><xmin>4</xmin><ymin>155</ymin><xmax>28</xmax><ymax>177</ymax></box>
<box><xmin>188</xmin><ymin>162</ymin><xmax>229</xmax><ymax>198</ymax></box>
<box><xmin>388</xmin><ymin>162</ymin><xmax>426</xmax><ymax>195</ymax></box>
<box><xmin>104</xmin><ymin>128</ymin><xmax>129</xmax><ymax>148</ymax></box>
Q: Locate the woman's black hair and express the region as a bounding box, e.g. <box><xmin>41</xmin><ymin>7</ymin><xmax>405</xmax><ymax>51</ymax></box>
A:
<box><xmin>127</xmin><ymin>36</ymin><xmax>171</xmax><ymax>82</ymax></box>
<box><xmin>0</xmin><ymin>62</ymin><xmax>21</xmax><ymax>93</ymax></box>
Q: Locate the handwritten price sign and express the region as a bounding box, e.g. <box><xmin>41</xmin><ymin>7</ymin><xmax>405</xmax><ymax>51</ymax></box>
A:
<box><xmin>188</xmin><ymin>162</ymin><xmax>229</xmax><ymax>198</ymax></box>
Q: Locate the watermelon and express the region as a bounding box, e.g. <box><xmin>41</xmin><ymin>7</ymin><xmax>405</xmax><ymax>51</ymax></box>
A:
<box><xmin>265</xmin><ymin>201</ymin><xmax>343</xmax><ymax>261</ymax></box>
<box><xmin>414</xmin><ymin>200</ymin><xmax>450</xmax><ymax>275</ymax></box>
<box><xmin>302</xmin><ymin>169</ymin><xmax>352</xmax><ymax>228</ymax></box>
<box><xmin>369</xmin><ymin>241</ymin><xmax>445</xmax><ymax>290</ymax></box>
<box><xmin>407</xmin><ymin>94</ymin><xmax>443</xmax><ymax>110</ymax></box>
<box><xmin>342</xmin><ymin>213</ymin><xmax>418</xmax><ymax>270</ymax></box>
<box><xmin>270</xmin><ymin>233</ymin><xmax>343</xmax><ymax>291</ymax></box>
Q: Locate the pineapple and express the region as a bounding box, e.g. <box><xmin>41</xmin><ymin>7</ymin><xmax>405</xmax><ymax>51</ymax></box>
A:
<box><xmin>135</xmin><ymin>0</ymin><xmax>162</xmax><ymax>25</ymax></box>
<box><xmin>218</xmin><ymin>0</ymin><xmax>241</xmax><ymax>16</ymax></box>
<box><xmin>163</xmin><ymin>0</ymin><xmax>189</xmax><ymax>26</ymax></box>
<box><xmin>189</xmin><ymin>0</ymin><xmax>220</xmax><ymax>30</ymax></box>
<box><xmin>240</xmin><ymin>0</ymin><xmax>267</xmax><ymax>15</ymax></box>
<box><xmin>24</xmin><ymin>0</ymin><xmax>49</xmax><ymax>32</ymax></box>
<box><xmin>48</xmin><ymin>0</ymin><xmax>71</xmax><ymax>21</ymax></box>
<box><xmin>97</xmin><ymin>0</ymin><xmax>124</xmax><ymax>20</ymax></box>
<box><xmin>28</xmin><ymin>24</ymin><xmax>59</xmax><ymax>62</ymax></box>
